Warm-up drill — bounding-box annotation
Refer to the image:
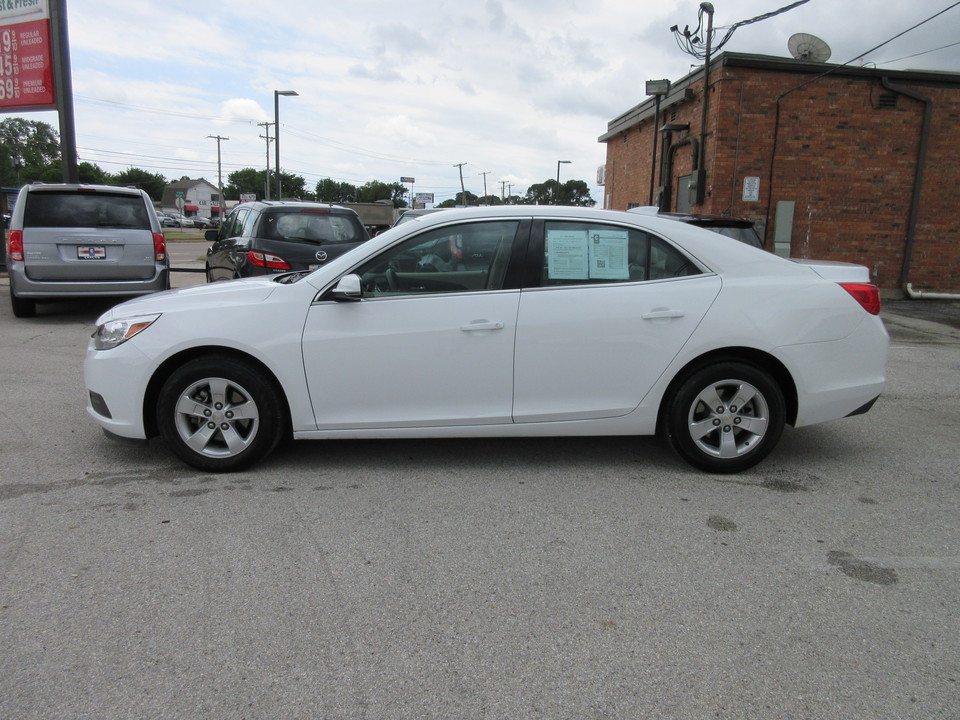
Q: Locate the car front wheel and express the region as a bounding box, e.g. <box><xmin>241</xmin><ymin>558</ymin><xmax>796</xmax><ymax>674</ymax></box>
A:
<box><xmin>157</xmin><ymin>356</ymin><xmax>287</xmax><ymax>472</ymax></box>
<box><xmin>663</xmin><ymin>361</ymin><xmax>785</xmax><ymax>474</ymax></box>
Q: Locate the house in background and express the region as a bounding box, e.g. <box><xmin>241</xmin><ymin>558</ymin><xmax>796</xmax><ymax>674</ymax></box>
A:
<box><xmin>599</xmin><ymin>51</ymin><xmax>960</xmax><ymax>294</ymax></box>
<box><xmin>161</xmin><ymin>179</ymin><xmax>223</xmax><ymax>221</ymax></box>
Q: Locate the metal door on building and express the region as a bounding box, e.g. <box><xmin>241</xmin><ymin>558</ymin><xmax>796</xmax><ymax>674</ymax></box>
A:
<box><xmin>676</xmin><ymin>174</ymin><xmax>692</xmax><ymax>213</ymax></box>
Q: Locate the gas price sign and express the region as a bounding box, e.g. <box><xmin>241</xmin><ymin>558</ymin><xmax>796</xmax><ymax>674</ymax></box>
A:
<box><xmin>0</xmin><ymin>0</ymin><xmax>55</xmax><ymax>111</ymax></box>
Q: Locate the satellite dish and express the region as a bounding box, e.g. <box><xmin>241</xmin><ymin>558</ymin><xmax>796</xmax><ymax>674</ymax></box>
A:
<box><xmin>788</xmin><ymin>33</ymin><xmax>832</xmax><ymax>63</ymax></box>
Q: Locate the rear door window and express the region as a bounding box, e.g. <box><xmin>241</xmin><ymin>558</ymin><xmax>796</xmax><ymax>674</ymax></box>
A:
<box><xmin>24</xmin><ymin>191</ymin><xmax>151</xmax><ymax>229</ymax></box>
<box><xmin>540</xmin><ymin>221</ymin><xmax>701</xmax><ymax>285</ymax></box>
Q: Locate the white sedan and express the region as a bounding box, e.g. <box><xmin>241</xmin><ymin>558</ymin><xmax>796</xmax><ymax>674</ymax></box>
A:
<box><xmin>84</xmin><ymin>206</ymin><xmax>888</xmax><ymax>474</ymax></box>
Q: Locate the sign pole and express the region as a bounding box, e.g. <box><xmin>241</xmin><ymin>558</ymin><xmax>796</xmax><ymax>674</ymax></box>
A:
<box><xmin>49</xmin><ymin>0</ymin><xmax>78</xmax><ymax>182</ymax></box>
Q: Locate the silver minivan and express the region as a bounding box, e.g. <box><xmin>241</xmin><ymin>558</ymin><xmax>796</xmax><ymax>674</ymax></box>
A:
<box><xmin>7</xmin><ymin>183</ymin><xmax>169</xmax><ymax>318</ymax></box>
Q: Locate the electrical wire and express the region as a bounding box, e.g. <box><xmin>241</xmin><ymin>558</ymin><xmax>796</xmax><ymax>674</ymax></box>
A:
<box><xmin>672</xmin><ymin>1</ymin><xmax>812</xmax><ymax>59</ymax></box>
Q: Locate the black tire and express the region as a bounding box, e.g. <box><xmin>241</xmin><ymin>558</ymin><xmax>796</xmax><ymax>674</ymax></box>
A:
<box><xmin>157</xmin><ymin>356</ymin><xmax>287</xmax><ymax>472</ymax></box>
<box><xmin>10</xmin><ymin>287</ymin><xmax>37</xmax><ymax>318</ymax></box>
<box><xmin>663</xmin><ymin>361</ymin><xmax>785</xmax><ymax>474</ymax></box>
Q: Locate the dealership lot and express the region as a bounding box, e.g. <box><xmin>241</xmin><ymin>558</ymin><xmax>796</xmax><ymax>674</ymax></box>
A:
<box><xmin>1</xmin><ymin>267</ymin><xmax>958</xmax><ymax>719</ymax></box>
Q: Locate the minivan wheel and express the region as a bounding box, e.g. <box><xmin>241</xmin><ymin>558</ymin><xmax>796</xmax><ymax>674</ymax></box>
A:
<box><xmin>157</xmin><ymin>356</ymin><xmax>287</xmax><ymax>472</ymax></box>
<box><xmin>663</xmin><ymin>361</ymin><xmax>785</xmax><ymax>474</ymax></box>
<box><xmin>10</xmin><ymin>287</ymin><xmax>37</xmax><ymax>318</ymax></box>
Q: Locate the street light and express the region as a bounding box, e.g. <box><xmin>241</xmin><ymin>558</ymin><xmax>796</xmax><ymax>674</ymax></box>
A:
<box><xmin>556</xmin><ymin>160</ymin><xmax>571</xmax><ymax>205</ymax></box>
<box><xmin>645</xmin><ymin>79</ymin><xmax>671</xmax><ymax>207</ymax></box>
<box><xmin>274</xmin><ymin>89</ymin><xmax>298</xmax><ymax>200</ymax></box>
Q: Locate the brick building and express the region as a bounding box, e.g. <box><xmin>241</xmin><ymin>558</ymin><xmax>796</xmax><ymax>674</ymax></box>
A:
<box><xmin>599</xmin><ymin>52</ymin><xmax>960</xmax><ymax>293</ymax></box>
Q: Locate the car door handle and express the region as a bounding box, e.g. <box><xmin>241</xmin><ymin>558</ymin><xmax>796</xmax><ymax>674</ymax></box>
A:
<box><xmin>641</xmin><ymin>309</ymin><xmax>685</xmax><ymax>320</ymax></box>
<box><xmin>461</xmin><ymin>321</ymin><xmax>504</xmax><ymax>332</ymax></box>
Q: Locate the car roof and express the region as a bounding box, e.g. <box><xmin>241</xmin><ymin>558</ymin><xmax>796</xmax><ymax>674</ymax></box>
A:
<box><xmin>373</xmin><ymin>205</ymin><xmax>776</xmax><ymax>267</ymax></box>
<box><xmin>23</xmin><ymin>182</ymin><xmax>145</xmax><ymax>196</ymax></box>
<box><xmin>239</xmin><ymin>200</ymin><xmax>358</xmax><ymax>214</ymax></box>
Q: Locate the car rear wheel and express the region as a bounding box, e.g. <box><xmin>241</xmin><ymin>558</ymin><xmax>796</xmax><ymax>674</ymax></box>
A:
<box><xmin>663</xmin><ymin>361</ymin><xmax>785</xmax><ymax>473</ymax></box>
<box><xmin>157</xmin><ymin>356</ymin><xmax>287</xmax><ymax>472</ymax></box>
<box><xmin>10</xmin><ymin>287</ymin><xmax>37</xmax><ymax>318</ymax></box>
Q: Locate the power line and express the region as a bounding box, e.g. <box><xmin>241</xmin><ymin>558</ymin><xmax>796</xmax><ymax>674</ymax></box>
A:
<box><xmin>877</xmin><ymin>39</ymin><xmax>960</xmax><ymax>65</ymax></box>
<box><xmin>672</xmin><ymin>1</ymin><xmax>811</xmax><ymax>59</ymax></box>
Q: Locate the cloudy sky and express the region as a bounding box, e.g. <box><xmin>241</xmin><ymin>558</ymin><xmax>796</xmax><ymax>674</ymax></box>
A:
<box><xmin>11</xmin><ymin>0</ymin><xmax>960</xmax><ymax>205</ymax></box>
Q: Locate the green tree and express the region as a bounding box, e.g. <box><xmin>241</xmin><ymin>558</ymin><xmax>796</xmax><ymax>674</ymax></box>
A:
<box><xmin>278</xmin><ymin>171</ymin><xmax>310</xmax><ymax>200</ymax></box>
<box><xmin>316</xmin><ymin>178</ymin><xmax>357</xmax><ymax>203</ymax></box>
<box><xmin>560</xmin><ymin>179</ymin><xmax>596</xmax><ymax>207</ymax></box>
<box><xmin>520</xmin><ymin>179</ymin><xmax>595</xmax><ymax>207</ymax></box>
<box><xmin>0</xmin><ymin>117</ymin><xmax>61</xmax><ymax>185</ymax></box>
<box><xmin>355</xmin><ymin>180</ymin><xmax>408</xmax><ymax>207</ymax></box>
<box><xmin>78</xmin><ymin>161</ymin><xmax>110</xmax><ymax>184</ymax></box>
<box><xmin>226</xmin><ymin>168</ymin><xmax>309</xmax><ymax>200</ymax></box>
<box><xmin>437</xmin><ymin>190</ymin><xmax>479</xmax><ymax>208</ymax></box>
<box><xmin>225</xmin><ymin>168</ymin><xmax>269</xmax><ymax>200</ymax></box>
<box><xmin>111</xmin><ymin>167</ymin><xmax>168</xmax><ymax>200</ymax></box>
<box><xmin>477</xmin><ymin>194</ymin><xmax>503</xmax><ymax>206</ymax></box>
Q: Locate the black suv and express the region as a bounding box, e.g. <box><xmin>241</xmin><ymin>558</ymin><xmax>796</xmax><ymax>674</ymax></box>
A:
<box><xmin>205</xmin><ymin>201</ymin><xmax>370</xmax><ymax>281</ymax></box>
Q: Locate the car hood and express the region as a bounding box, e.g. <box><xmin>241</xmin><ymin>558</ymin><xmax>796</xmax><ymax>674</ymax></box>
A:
<box><xmin>95</xmin><ymin>277</ymin><xmax>282</xmax><ymax>323</ymax></box>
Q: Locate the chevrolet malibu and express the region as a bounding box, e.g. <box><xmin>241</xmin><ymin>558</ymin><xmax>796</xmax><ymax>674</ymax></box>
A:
<box><xmin>84</xmin><ymin>206</ymin><xmax>888</xmax><ymax>474</ymax></box>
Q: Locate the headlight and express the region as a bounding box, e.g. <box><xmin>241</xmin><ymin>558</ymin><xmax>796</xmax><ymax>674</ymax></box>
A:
<box><xmin>92</xmin><ymin>314</ymin><xmax>161</xmax><ymax>350</ymax></box>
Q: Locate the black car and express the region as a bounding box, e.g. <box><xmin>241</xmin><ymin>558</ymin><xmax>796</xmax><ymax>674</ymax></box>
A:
<box><xmin>628</xmin><ymin>207</ymin><xmax>763</xmax><ymax>249</ymax></box>
<box><xmin>205</xmin><ymin>201</ymin><xmax>370</xmax><ymax>281</ymax></box>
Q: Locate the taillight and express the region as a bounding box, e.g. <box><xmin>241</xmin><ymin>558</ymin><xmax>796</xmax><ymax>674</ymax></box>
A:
<box><xmin>840</xmin><ymin>282</ymin><xmax>881</xmax><ymax>315</ymax></box>
<box><xmin>153</xmin><ymin>233</ymin><xmax>166</xmax><ymax>261</ymax></box>
<box><xmin>246</xmin><ymin>250</ymin><xmax>291</xmax><ymax>270</ymax></box>
<box><xmin>7</xmin><ymin>230</ymin><xmax>23</xmax><ymax>261</ymax></box>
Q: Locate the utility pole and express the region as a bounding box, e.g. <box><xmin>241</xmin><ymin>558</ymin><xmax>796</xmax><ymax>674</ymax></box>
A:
<box><xmin>207</xmin><ymin>134</ymin><xmax>229</xmax><ymax>219</ymax></box>
<box><xmin>500</xmin><ymin>180</ymin><xmax>507</xmax><ymax>201</ymax></box>
<box><xmin>478</xmin><ymin>171</ymin><xmax>490</xmax><ymax>203</ymax></box>
<box><xmin>453</xmin><ymin>163</ymin><xmax>468</xmax><ymax>206</ymax></box>
<box><xmin>257</xmin><ymin>122</ymin><xmax>274</xmax><ymax>200</ymax></box>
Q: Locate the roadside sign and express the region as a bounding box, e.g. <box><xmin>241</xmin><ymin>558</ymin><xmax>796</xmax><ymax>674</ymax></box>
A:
<box><xmin>400</xmin><ymin>177</ymin><xmax>415</xmax><ymax>183</ymax></box>
<box><xmin>0</xmin><ymin>0</ymin><xmax>55</xmax><ymax>111</ymax></box>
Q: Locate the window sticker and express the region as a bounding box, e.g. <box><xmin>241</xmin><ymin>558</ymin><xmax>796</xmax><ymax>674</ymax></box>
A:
<box><xmin>588</xmin><ymin>229</ymin><xmax>629</xmax><ymax>280</ymax></box>
<box><xmin>546</xmin><ymin>229</ymin><xmax>590</xmax><ymax>279</ymax></box>
<box><xmin>546</xmin><ymin>227</ymin><xmax>630</xmax><ymax>281</ymax></box>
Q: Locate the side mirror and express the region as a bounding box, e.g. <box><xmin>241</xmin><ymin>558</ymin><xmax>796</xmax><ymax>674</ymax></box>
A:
<box><xmin>204</xmin><ymin>229</ymin><xmax>219</xmax><ymax>242</ymax></box>
<box><xmin>331</xmin><ymin>274</ymin><xmax>362</xmax><ymax>301</ymax></box>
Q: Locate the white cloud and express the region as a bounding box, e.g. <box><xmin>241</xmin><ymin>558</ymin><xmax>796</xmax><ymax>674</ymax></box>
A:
<box><xmin>28</xmin><ymin>0</ymin><xmax>958</xmax><ymax>202</ymax></box>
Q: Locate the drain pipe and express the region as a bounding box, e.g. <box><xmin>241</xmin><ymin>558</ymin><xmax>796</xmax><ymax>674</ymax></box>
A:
<box><xmin>880</xmin><ymin>77</ymin><xmax>933</xmax><ymax>295</ymax></box>
<box><xmin>906</xmin><ymin>284</ymin><xmax>960</xmax><ymax>300</ymax></box>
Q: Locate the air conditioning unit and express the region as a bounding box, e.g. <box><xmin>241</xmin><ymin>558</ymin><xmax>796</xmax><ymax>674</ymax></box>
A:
<box><xmin>596</xmin><ymin>165</ymin><xmax>606</xmax><ymax>186</ymax></box>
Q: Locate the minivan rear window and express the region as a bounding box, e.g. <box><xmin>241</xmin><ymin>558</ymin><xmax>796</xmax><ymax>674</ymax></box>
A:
<box><xmin>24</xmin><ymin>191</ymin><xmax>151</xmax><ymax>229</ymax></box>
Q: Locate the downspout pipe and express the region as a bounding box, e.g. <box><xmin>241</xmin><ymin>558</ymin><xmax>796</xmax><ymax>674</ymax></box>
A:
<box><xmin>906</xmin><ymin>284</ymin><xmax>960</xmax><ymax>299</ymax></box>
<box><xmin>659</xmin><ymin>134</ymin><xmax>699</xmax><ymax>212</ymax></box>
<box><xmin>880</xmin><ymin>76</ymin><xmax>931</xmax><ymax>294</ymax></box>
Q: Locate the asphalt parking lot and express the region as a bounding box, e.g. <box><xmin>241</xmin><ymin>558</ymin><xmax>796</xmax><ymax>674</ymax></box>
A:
<box><xmin>1</xmin><ymin>254</ymin><xmax>959</xmax><ymax>719</ymax></box>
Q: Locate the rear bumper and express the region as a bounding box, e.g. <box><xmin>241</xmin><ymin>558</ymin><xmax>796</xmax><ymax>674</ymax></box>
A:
<box><xmin>781</xmin><ymin>314</ymin><xmax>889</xmax><ymax>427</ymax></box>
<box><xmin>9</xmin><ymin>262</ymin><xmax>169</xmax><ymax>298</ymax></box>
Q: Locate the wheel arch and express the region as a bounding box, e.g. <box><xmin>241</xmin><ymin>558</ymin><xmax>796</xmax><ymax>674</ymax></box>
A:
<box><xmin>142</xmin><ymin>346</ymin><xmax>292</xmax><ymax>439</ymax></box>
<box><xmin>657</xmin><ymin>347</ymin><xmax>798</xmax><ymax>431</ymax></box>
